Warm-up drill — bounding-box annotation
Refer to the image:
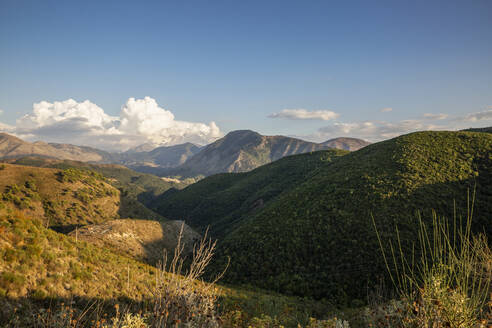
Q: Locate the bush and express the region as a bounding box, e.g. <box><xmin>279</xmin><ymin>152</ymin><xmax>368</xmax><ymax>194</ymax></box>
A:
<box><xmin>372</xmin><ymin>198</ymin><xmax>492</xmax><ymax>327</ymax></box>
<box><xmin>103</xmin><ymin>313</ymin><xmax>148</xmax><ymax>328</ymax></box>
<box><xmin>0</xmin><ymin>272</ymin><xmax>26</xmax><ymax>290</ymax></box>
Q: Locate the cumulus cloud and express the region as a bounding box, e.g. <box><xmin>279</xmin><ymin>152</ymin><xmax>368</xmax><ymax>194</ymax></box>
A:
<box><xmin>291</xmin><ymin>106</ymin><xmax>492</xmax><ymax>143</ymax></box>
<box><xmin>380</xmin><ymin>107</ymin><xmax>393</xmax><ymax>112</ymax></box>
<box><xmin>423</xmin><ymin>113</ymin><xmax>448</xmax><ymax>120</ymax></box>
<box><xmin>305</xmin><ymin>119</ymin><xmax>447</xmax><ymax>142</ymax></box>
<box><xmin>268</xmin><ymin>109</ymin><xmax>339</xmax><ymax>121</ymax></box>
<box><xmin>0</xmin><ymin>97</ymin><xmax>222</xmax><ymax>151</ymax></box>
<box><xmin>460</xmin><ymin>109</ymin><xmax>492</xmax><ymax>122</ymax></box>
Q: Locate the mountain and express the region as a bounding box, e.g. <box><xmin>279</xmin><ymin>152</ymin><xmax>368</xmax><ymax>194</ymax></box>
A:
<box><xmin>0</xmin><ymin>132</ymin><xmax>370</xmax><ymax>178</ymax></box>
<box><xmin>154</xmin><ymin>130</ymin><xmax>492</xmax><ymax>300</ymax></box>
<box><xmin>121</xmin><ymin>142</ymin><xmax>202</xmax><ymax>170</ymax></box>
<box><xmin>0</xmin><ymin>133</ymin><xmax>203</xmax><ymax>173</ymax></box>
<box><xmin>0</xmin><ymin>132</ymin><xmax>116</xmax><ymax>163</ymax></box>
<box><xmin>163</xmin><ymin>130</ymin><xmax>356</xmax><ymax>177</ymax></box>
<box><xmin>321</xmin><ymin>137</ymin><xmax>370</xmax><ymax>151</ymax></box>
<box><xmin>153</xmin><ymin>149</ymin><xmax>348</xmax><ymax>238</ymax></box>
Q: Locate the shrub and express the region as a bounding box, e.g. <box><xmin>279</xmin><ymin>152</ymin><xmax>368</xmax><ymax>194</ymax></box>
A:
<box><xmin>372</xmin><ymin>197</ymin><xmax>492</xmax><ymax>327</ymax></box>
<box><xmin>103</xmin><ymin>313</ymin><xmax>148</xmax><ymax>328</ymax></box>
<box><xmin>0</xmin><ymin>272</ymin><xmax>26</xmax><ymax>290</ymax></box>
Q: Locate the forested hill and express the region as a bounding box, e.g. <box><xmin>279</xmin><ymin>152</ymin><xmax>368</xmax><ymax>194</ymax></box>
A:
<box><xmin>153</xmin><ymin>148</ymin><xmax>349</xmax><ymax>238</ymax></box>
<box><xmin>155</xmin><ymin>130</ymin><xmax>492</xmax><ymax>300</ymax></box>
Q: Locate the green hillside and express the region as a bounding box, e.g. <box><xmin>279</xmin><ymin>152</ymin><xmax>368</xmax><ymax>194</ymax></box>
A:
<box><xmin>3</xmin><ymin>157</ymin><xmax>188</xmax><ymax>221</ymax></box>
<box><xmin>0</xmin><ymin>209</ymin><xmax>336</xmax><ymax>327</ymax></box>
<box><xmin>0</xmin><ymin>163</ymin><xmax>122</xmax><ymax>232</ymax></box>
<box><xmin>463</xmin><ymin>126</ymin><xmax>492</xmax><ymax>133</ymax></box>
<box><xmin>157</xmin><ymin>131</ymin><xmax>491</xmax><ymax>301</ymax></box>
<box><xmin>154</xmin><ymin>149</ymin><xmax>348</xmax><ymax>238</ymax></box>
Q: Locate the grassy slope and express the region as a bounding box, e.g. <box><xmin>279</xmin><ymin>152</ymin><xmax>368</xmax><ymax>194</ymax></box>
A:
<box><xmin>4</xmin><ymin>157</ymin><xmax>187</xmax><ymax>221</ymax></box>
<box><xmin>0</xmin><ymin>210</ymin><xmax>154</xmax><ymax>301</ymax></box>
<box><xmin>154</xmin><ymin>149</ymin><xmax>349</xmax><ymax>238</ymax></box>
<box><xmin>0</xmin><ymin>210</ymin><xmax>335</xmax><ymax>327</ymax></box>
<box><xmin>171</xmin><ymin>131</ymin><xmax>491</xmax><ymax>301</ymax></box>
<box><xmin>0</xmin><ymin>163</ymin><xmax>120</xmax><ymax>231</ymax></box>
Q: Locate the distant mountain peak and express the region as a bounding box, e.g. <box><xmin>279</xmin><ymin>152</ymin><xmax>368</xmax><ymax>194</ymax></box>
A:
<box><xmin>321</xmin><ymin>137</ymin><xmax>370</xmax><ymax>151</ymax></box>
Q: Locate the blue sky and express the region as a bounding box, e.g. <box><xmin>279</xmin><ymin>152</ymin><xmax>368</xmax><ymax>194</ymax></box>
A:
<box><xmin>0</xmin><ymin>0</ymin><xmax>491</xmax><ymax>150</ymax></box>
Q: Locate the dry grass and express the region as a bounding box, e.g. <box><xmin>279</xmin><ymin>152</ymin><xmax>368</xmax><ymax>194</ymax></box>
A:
<box><xmin>0</xmin><ymin>164</ymin><xmax>120</xmax><ymax>228</ymax></box>
<box><xmin>147</xmin><ymin>224</ymin><xmax>228</xmax><ymax>327</ymax></box>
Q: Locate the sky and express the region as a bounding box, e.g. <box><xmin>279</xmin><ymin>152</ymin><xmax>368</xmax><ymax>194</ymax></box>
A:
<box><xmin>0</xmin><ymin>0</ymin><xmax>491</xmax><ymax>151</ymax></box>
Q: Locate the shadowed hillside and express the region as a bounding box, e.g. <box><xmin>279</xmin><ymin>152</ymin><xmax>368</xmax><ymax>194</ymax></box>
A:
<box><xmin>215</xmin><ymin>131</ymin><xmax>492</xmax><ymax>300</ymax></box>
<box><xmin>154</xmin><ymin>148</ymin><xmax>349</xmax><ymax>238</ymax></box>
<box><xmin>155</xmin><ymin>131</ymin><xmax>492</xmax><ymax>300</ymax></box>
<box><xmin>70</xmin><ymin>219</ymin><xmax>200</xmax><ymax>265</ymax></box>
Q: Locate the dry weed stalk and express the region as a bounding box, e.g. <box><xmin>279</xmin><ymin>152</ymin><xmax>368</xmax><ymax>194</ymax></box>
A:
<box><xmin>149</xmin><ymin>223</ymin><xmax>228</xmax><ymax>328</ymax></box>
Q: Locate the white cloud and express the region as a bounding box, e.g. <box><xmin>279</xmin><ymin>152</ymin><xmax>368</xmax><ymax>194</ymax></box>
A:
<box><xmin>460</xmin><ymin>109</ymin><xmax>492</xmax><ymax>122</ymax></box>
<box><xmin>380</xmin><ymin>107</ymin><xmax>393</xmax><ymax>112</ymax></box>
<box><xmin>0</xmin><ymin>121</ymin><xmax>14</xmax><ymax>132</ymax></box>
<box><xmin>423</xmin><ymin>113</ymin><xmax>448</xmax><ymax>120</ymax></box>
<box><xmin>292</xmin><ymin>107</ymin><xmax>492</xmax><ymax>143</ymax></box>
<box><xmin>268</xmin><ymin>108</ymin><xmax>339</xmax><ymax>121</ymax></box>
<box><xmin>0</xmin><ymin>109</ymin><xmax>3</xmax><ymax>115</ymax></box>
<box><xmin>118</xmin><ymin>97</ymin><xmax>221</xmax><ymax>146</ymax></box>
<box><xmin>1</xmin><ymin>97</ymin><xmax>222</xmax><ymax>151</ymax></box>
<box><xmin>309</xmin><ymin>119</ymin><xmax>446</xmax><ymax>142</ymax></box>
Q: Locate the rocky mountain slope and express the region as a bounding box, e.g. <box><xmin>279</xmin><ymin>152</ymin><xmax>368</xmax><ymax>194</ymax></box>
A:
<box><xmin>0</xmin><ymin>132</ymin><xmax>370</xmax><ymax>178</ymax></box>
<box><xmin>321</xmin><ymin>137</ymin><xmax>371</xmax><ymax>151</ymax></box>
<box><xmin>163</xmin><ymin>130</ymin><xmax>366</xmax><ymax>177</ymax></box>
<box><xmin>121</xmin><ymin>142</ymin><xmax>202</xmax><ymax>172</ymax></box>
<box><xmin>0</xmin><ymin>133</ymin><xmax>116</xmax><ymax>162</ymax></box>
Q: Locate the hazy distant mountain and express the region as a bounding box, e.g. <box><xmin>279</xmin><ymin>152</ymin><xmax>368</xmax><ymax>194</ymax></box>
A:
<box><xmin>121</xmin><ymin>143</ymin><xmax>202</xmax><ymax>170</ymax></box>
<box><xmin>0</xmin><ymin>132</ymin><xmax>201</xmax><ymax>170</ymax></box>
<box><xmin>0</xmin><ymin>132</ymin><xmax>369</xmax><ymax>177</ymax></box>
<box><xmin>0</xmin><ymin>133</ymin><xmax>116</xmax><ymax>162</ymax></box>
<box><xmin>128</xmin><ymin>142</ymin><xmax>159</xmax><ymax>152</ymax></box>
<box><xmin>166</xmin><ymin>130</ymin><xmax>338</xmax><ymax>177</ymax></box>
<box><xmin>321</xmin><ymin>137</ymin><xmax>371</xmax><ymax>151</ymax></box>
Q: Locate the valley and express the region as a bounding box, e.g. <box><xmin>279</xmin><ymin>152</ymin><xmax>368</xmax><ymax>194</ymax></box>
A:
<box><xmin>0</xmin><ymin>128</ymin><xmax>491</xmax><ymax>327</ymax></box>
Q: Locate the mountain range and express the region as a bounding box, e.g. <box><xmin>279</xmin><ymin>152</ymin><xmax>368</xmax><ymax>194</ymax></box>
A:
<box><xmin>0</xmin><ymin>131</ymin><xmax>369</xmax><ymax>177</ymax></box>
<box><xmin>0</xmin><ymin>126</ymin><xmax>491</xmax><ymax>325</ymax></box>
